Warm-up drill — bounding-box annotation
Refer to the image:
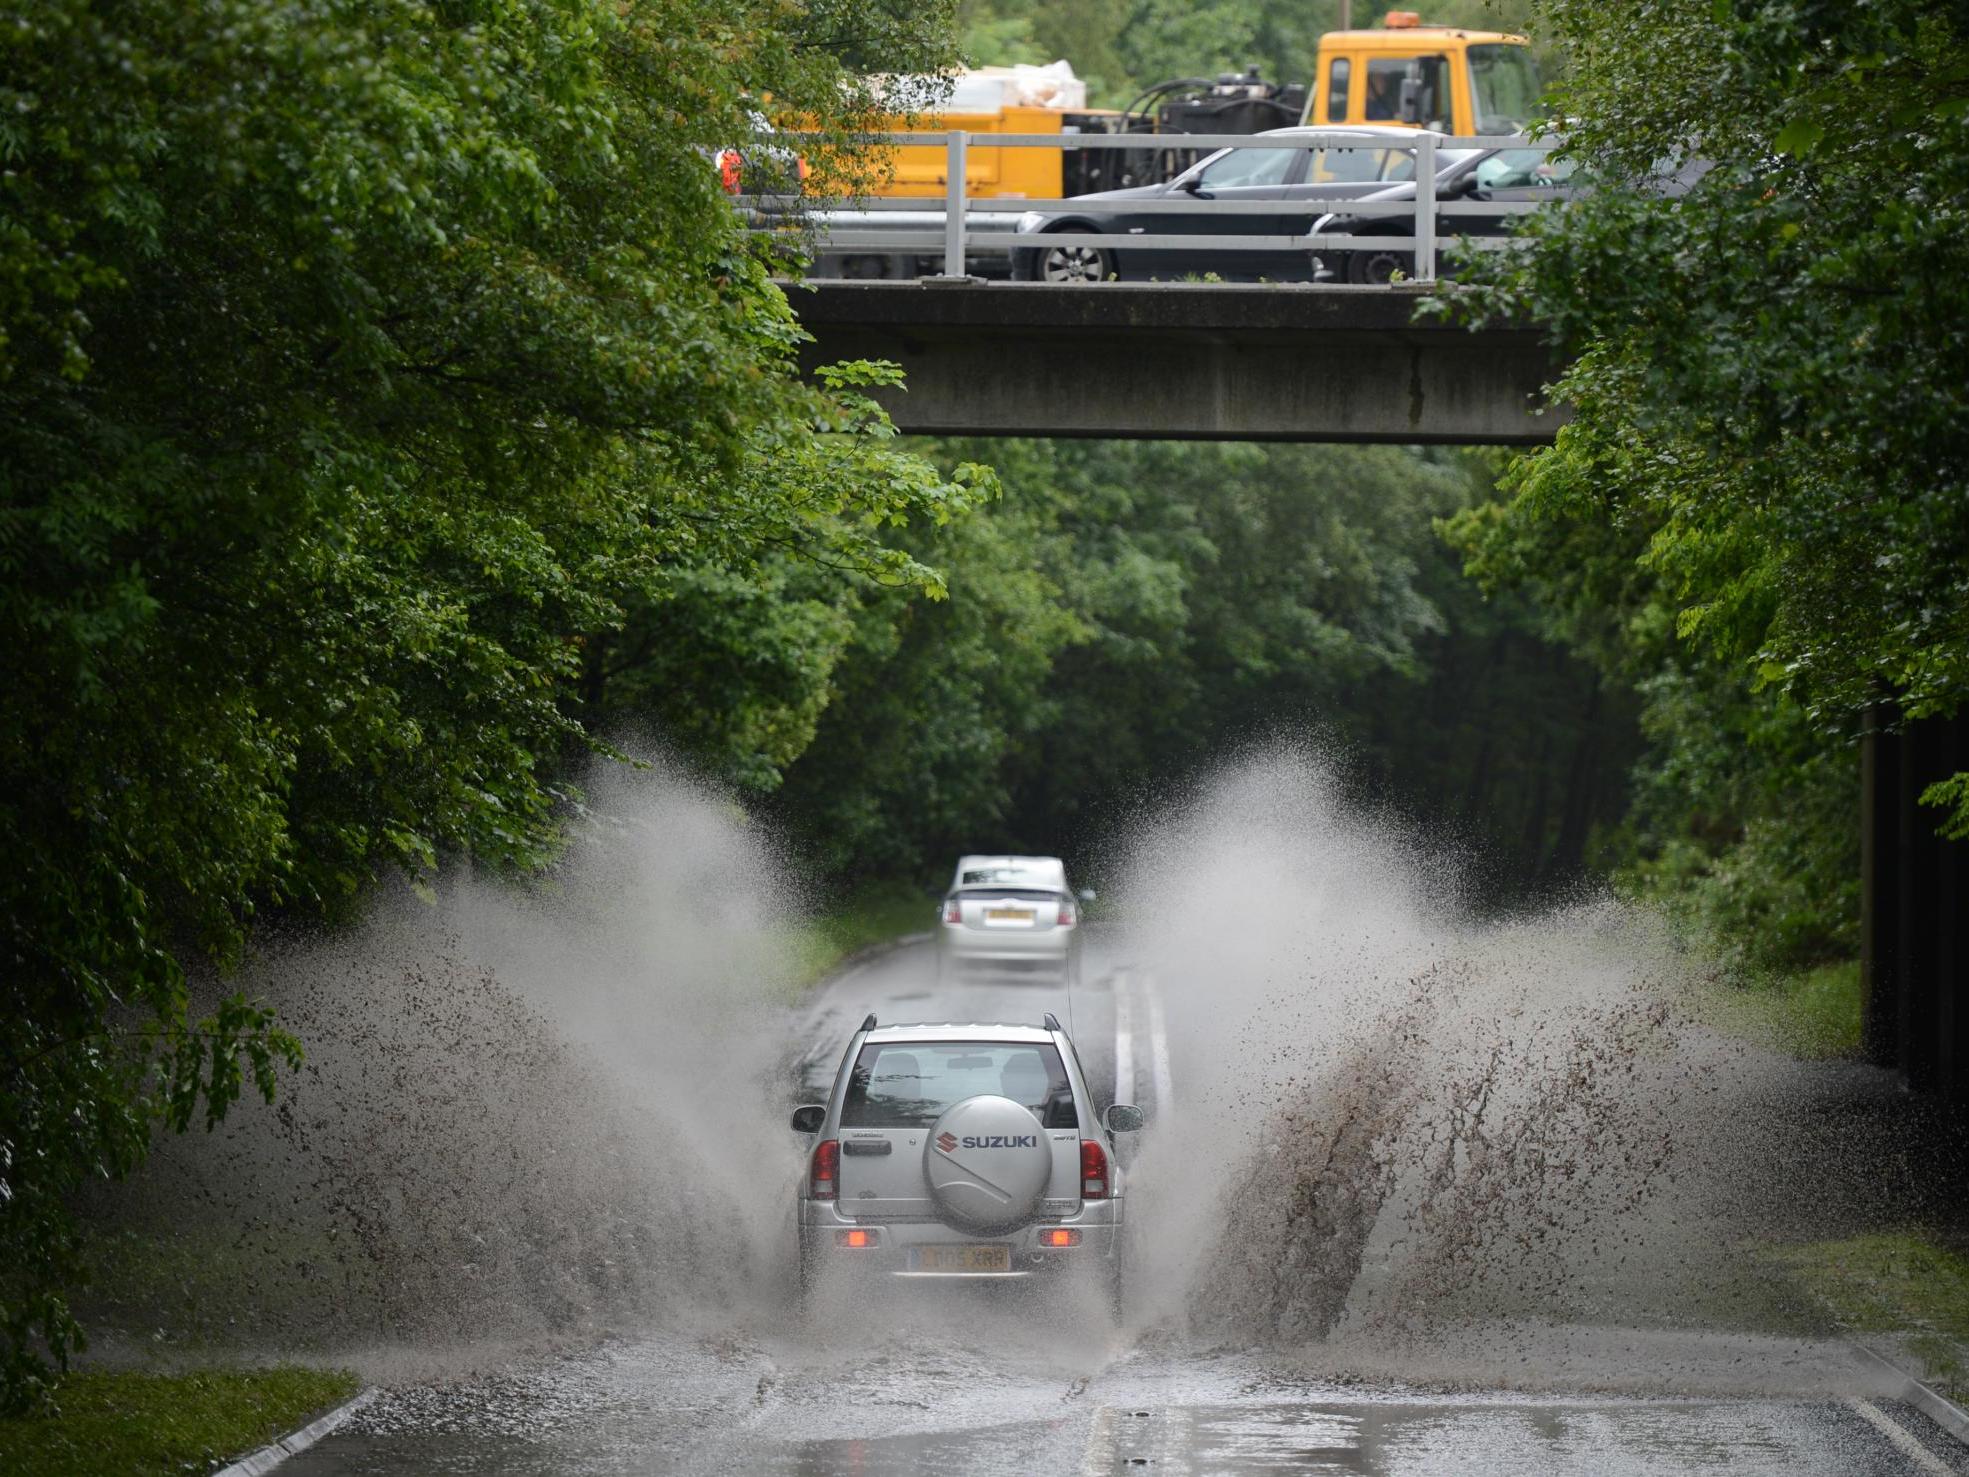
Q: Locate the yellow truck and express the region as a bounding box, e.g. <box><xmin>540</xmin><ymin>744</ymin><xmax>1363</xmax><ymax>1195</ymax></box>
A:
<box><xmin>1306</xmin><ymin>12</ymin><xmax>1542</xmax><ymax>136</ymax></box>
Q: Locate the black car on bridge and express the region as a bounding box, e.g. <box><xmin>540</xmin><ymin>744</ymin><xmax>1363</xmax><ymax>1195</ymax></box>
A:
<box><xmin>1008</xmin><ymin>125</ymin><xmax>1479</xmax><ymax>284</ymax></box>
<box><xmin>1307</xmin><ymin>144</ymin><xmax>1574</xmax><ymax>285</ymax></box>
<box><xmin>1309</xmin><ymin>145</ymin><xmax>1710</xmax><ymax>284</ymax></box>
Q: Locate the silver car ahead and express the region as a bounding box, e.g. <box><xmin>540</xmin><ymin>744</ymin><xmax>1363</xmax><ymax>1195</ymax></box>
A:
<box><xmin>791</xmin><ymin>1014</ymin><xmax>1141</xmax><ymax>1306</ymax></box>
<box><xmin>936</xmin><ymin>854</ymin><xmax>1086</xmax><ymax>985</ymax></box>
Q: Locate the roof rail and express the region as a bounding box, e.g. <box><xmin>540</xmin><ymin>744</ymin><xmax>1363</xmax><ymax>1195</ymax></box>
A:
<box><xmin>1043</xmin><ymin>1012</ymin><xmax>1062</xmax><ymax>1032</ymax></box>
<box><xmin>860</xmin><ymin>1012</ymin><xmax>877</xmax><ymax>1031</ymax></box>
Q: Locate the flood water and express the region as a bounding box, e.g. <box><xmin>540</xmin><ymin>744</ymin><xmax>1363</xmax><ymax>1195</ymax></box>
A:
<box><xmin>94</xmin><ymin>754</ymin><xmax>1968</xmax><ymax>1473</ymax></box>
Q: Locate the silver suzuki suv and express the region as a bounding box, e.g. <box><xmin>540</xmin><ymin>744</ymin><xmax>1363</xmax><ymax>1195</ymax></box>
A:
<box><xmin>791</xmin><ymin>1013</ymin><xmax>1142</xmax><ymax>1307</ymax></box>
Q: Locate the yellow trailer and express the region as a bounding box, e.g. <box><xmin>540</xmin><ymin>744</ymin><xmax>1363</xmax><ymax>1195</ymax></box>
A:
<box><xmin>866</xmin><ymin>67</ymin><xmax>1126</xmax><ymax>200</ymax></box>
<box><xmin>874</xmin><ymin>104</ymin><xmax>1127</xmax><ymax>199</ymax></box>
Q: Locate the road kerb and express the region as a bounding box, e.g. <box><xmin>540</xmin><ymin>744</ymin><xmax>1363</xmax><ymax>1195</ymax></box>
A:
<box><xmin>1851</xmin><ymin>1340</ymin><xmax>1969</xmax><ymax>1450</ymax></box>
<box><xmin>211</xmin><ymin>1387</ymin><xmax>376</xmax><ymax>1477</ymax></box>
<box><xmin>791</xmin><ymin>930</ymin><xmax>934</xmax><ymax>1080</ymax></box>
<box><xmin>827</xmin><ymin>930</ymin><xmax>934</xmax><ymax>985</ymax></box>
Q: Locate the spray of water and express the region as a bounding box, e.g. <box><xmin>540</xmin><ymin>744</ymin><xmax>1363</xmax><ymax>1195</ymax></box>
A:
<box><xmin>88</xmin><ymin>740</ymin><xmax>1936</xmax><ymax>1406</ymax></box>
<box><xmin>91</xmin><ymin>755</ymin><xmax>804</xmax><ymax>1369</ymax></box>
<box><xmin>1110</xmin><ymin>745</ymin><xmax>1916</xmax><ymax>1392</ymax></box>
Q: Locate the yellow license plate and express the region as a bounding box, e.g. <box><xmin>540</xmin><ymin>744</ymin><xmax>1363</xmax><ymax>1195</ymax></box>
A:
<box><xmin>913</xmin><ymin>1245</ymin><xmax>1012</xmax><ymax>1273</ymax></box>
<box><xmin>985</xmin><ymin>907</ymin><xmax>1034</xmax><ymax>922</ymax></box>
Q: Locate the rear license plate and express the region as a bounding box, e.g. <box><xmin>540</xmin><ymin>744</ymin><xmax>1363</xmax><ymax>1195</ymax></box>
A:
<box><xmin>911</xmin><ymin>1245</ymin><xmax>1012</xmax><ymax>1273</ymax></box>
<box><xmin>984</xmin><ymin>907</ymin><xmax>1035</xmax><ymax>922</ymax></box>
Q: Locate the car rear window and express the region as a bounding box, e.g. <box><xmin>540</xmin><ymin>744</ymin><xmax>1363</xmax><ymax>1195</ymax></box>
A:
<box><xmin>953</xmin><ymin>887</ymin><xmax>1060</xmax><ymax>902</ymax></box>
<box><xmin>961</xmin><ymin>866</ymin><xmax>1057</xmax><ymax>886</ymax></box>
<box><xmin>842</xmin><ymin>1042</ymin><xmax>1076</xmax><ymax>1130</ymax></box>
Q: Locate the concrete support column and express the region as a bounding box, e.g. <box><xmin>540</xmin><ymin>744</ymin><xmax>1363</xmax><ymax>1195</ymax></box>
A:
<box><xmin>1899</xmin><ymin>715</ymin><xmax>1940</xmax><ymax>1090</ymax></box>
<box><xmin>1861</xmin><ymin>705</ymin><xmax>1902</xmax><ymax>1069</ymax></box>
<box><xmin>1922</xmin><ymin>714</ymin><xmax>1968</xmax><ymax>1096</ymax></box>
<box><xmin>1862</xmin><ymin>705</ymin><xmax>1969</xmax><ymax>1099</ymax></box>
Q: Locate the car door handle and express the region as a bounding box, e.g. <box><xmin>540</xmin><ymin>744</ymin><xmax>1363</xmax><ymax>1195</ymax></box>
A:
<box><xmin>842</xmin><ymin>1140</ymin><xmax>893</xmax><ymax>1155</ymax></box>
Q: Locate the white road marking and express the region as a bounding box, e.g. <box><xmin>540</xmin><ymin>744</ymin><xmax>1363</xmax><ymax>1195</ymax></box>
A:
<box><xmin>794</xmin><ymin>932</ymin><xmax>936</xmax><ymax>1073</ymax></box>
<box><xmin>1145</xmin><ymin>976</ymin><xmax>1174</xmax><ymax>1115</ymax></box>
<box><xmin>1079</xmin><ymin>1404</ymin><xmax>1119</xmax><ymax>1476</ymax></box>
<box><xmin>1847</xmin><ymin>1396</ymin><xmax>1955</xmax><ymax>1475</ymax></box>
<box><xmin>1112</xmin><ymin>971</ymin><xmax>1136</xmax><ymax>1106</ymax></box>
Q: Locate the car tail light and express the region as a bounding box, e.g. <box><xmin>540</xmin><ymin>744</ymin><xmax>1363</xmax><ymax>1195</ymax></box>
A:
<box><xmin>943</xmin><ymin>898</ymin><xmax>961</xmax><ymax>924</ymax></box>
<box><xmin>810</xmin><ymin>1138</ymin><xmax>839</xmax><ymax>1200</ymax></box>
<box><xmin>1040</xmin><ymin>1228</ymin><xmax>1080</xmax><ymax>1248</ymax></box>
<box><xmin>1057</xmin><ymin>897</ymin><xmax>1076</xmax><ymax>927</ymax></box>
<box><xmin>1080</xmin><ymin>1139</ymin><xmax>1109</xmax><ymax>1199</ymax></box>
<box><xmin>835</xmin><ymin>1228</ymin><xmax>876</xmax><ymax>1248</ymax></box>
<box><xmin>718</xmin><ymin>148</ymin><xmax>743</xmax><ymax>193</ymax></box>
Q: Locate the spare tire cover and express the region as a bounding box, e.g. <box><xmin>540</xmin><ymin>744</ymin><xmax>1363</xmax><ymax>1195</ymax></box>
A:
<box><xmin>924</xmin><ymin>1095</ymin><xmax>1053</xmax><ymax>1234</ymax></box>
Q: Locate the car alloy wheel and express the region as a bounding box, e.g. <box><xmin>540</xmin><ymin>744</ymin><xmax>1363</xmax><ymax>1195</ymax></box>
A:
<box><xmin>1038</xmin><ymin>232</ymin><xmax>1112</xmax><ymax>284</ymax></box>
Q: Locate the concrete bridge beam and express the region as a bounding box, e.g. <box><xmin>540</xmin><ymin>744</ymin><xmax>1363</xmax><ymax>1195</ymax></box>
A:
<box><xmin>791</xmin><ymin>281</ymin><xmax>1565</xmax><ymax>446</ymax></box>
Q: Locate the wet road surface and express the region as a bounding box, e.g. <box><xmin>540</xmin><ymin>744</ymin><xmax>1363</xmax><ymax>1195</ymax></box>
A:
<box><xmin>277</xmin><ymin>1333</ymin><xmax>1967</xmax><ymax>1476</ymax></box>
<box><xmin>278</xmin><ymin>934</ymin><xmax>1969</xmax><ymax>1475</ymax></box>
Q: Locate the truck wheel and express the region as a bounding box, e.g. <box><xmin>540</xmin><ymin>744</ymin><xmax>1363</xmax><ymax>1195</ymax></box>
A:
<box><xmin>1347</xmin><ymin>238</ymin><xmax>1412</xmax><ymax>285</ymax></box>
<box><xmin>1035</xmin><ymin>230</ymin><xmax>1113</xmax><ymax>285</ymax></box>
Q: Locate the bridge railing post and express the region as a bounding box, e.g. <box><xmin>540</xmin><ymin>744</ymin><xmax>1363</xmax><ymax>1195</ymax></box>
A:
<box><xmin>1414</xmin><ymin>132</ymin><xmax>1437</xmax><ymax>284</ymax></box>
<box><xmin>943</xmin><ymin>130</ymin><xmax>969</xmax><ymax>278</ymax></box>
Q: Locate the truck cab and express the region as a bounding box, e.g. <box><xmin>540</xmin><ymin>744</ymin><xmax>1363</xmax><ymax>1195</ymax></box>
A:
<box><xmin>1307</xmin><ymin>12</ymin><xmax>1542</xmax><ymax>139</ymax></box>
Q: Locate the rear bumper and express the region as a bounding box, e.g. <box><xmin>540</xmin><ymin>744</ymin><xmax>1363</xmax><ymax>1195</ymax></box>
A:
<box><xmin>798</xmin><ymin>1199</ymin><xmax>1120</xmax><ymax>1278</ymax></box>
<box><xmin>937</xmin><ymin>926</ymin><xmax>1073</xmax><ymax>973</ymax></box>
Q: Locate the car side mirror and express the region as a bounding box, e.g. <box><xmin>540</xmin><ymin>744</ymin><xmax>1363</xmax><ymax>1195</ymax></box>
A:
<box><xmin>1104</xmin><ymin>1103</ymin><xmax>1145</xmax><ymax>1133</ymax></box>
<box><xmin>790</xmin><ymin>1104</ymin><xmax>826</xmax><ymax>1134</ymax></box>
<box><xmin>1077</xmin><ymin>888</ymin><xmax>1097</xmax><ymax>903</ymax></box>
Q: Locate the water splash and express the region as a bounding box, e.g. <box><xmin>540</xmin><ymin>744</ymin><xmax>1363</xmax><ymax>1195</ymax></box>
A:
<box><xmin>89</xmin><ymin>755</ymin><xmax>805</xmax><ymax>1363</ymax></box>
<box><xmin>1111</xmin><ymin>744</ymin><xmax>1909</xmax><ymax>1372</ymax></box>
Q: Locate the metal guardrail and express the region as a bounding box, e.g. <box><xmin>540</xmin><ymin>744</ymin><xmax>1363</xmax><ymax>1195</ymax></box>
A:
<box><xmin>750</xmin><ymin>131</ymin><xmax>1560</xmax><ymax>284</ymax></box>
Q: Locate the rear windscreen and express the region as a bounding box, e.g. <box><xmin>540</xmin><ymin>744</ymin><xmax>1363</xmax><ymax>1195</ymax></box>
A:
<box><xmin>961</xmin><ymin>865</ymin><xmax>1059</xmax><ymax>886</ymax></box>
<box><xmin>953</xmin><ymin>888</ymin><xmax>1061</xmax><ymax>902</ymax></box>
<box><xmin>842</xmin><ymin>1042</ymin><xmax>1076</xmax><ymax>1129</ymax></box>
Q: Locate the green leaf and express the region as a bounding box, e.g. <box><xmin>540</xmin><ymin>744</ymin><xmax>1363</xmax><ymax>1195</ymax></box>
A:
<box><xmin>1773</xmin><ymin>118</ymin><xmax>1825</xmax><ymax>157</ymax></box>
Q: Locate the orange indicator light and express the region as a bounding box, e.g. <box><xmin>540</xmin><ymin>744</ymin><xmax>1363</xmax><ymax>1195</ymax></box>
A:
<box><xmin>837</xmin><ymin>1228</ymin><xmax>875</xmax><ymax>1249</ymax></box>
<box><xmin>1040</xmin><ymin>1228</ymin><xmax>1081</xmax><ymax>1248</ymax></box>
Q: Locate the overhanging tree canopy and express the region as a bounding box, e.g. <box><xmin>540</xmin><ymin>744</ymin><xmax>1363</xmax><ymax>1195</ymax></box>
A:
<box><xmin>1449</xmin><ymin>0</ymin><xmax>1969</xmax><ymax>831</ymax></box>
<box><xmin>0</xmin><ymin>0</ymin><xmax>978</xmax><ymax>1404</ymax></box>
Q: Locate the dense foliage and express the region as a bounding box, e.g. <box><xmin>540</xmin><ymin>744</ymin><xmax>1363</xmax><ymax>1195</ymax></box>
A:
<box><xmin>1440</xmin><ymin>0</ymin><xmax>1969</xmax><ymax>968</ymax></box>
<box><xmin>0</xmin><ymin>0</ymin><xmax>977</xmax><ymax>1405</ymax></box>
<box><xmin>600</xmin><ymin>438</ymin><xmax>1634</xmax><ymax>895</ymax></box>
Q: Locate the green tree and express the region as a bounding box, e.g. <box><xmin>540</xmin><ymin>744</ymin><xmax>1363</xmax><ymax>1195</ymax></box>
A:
<box><xmin>768</xmin><ymin>437</ymin><xmax>1633</xmax><ymax>889</ymax></box>
<box><xmin>1442</xmin><ymin>0</ymin><xmax>1968</xmax><ymax>966</ymax></box>
<box><xmin>0</xmin><ymin>0</ymin><xmax>976</xmax><ymax>1405</ymax></box>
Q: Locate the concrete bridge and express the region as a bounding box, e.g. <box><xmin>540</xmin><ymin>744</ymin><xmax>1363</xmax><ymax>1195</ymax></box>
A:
<box><xmin>791</xmin><ymin>280</ymin><xmax>1564</xmax><ymax>445</ymax></box>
